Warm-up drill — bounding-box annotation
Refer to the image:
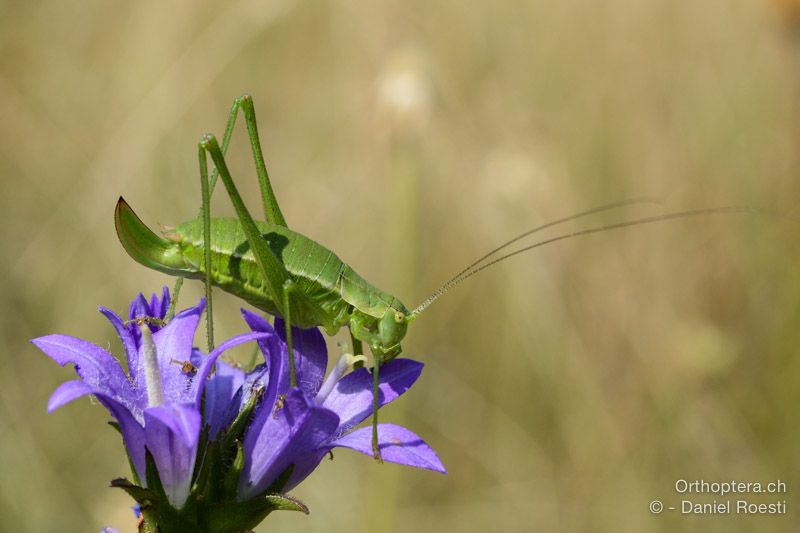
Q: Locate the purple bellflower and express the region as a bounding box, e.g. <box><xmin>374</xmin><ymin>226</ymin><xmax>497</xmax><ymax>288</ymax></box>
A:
<box><xmin>33</xmin><ymin>289</ymin><xmax>444</xmax><ymax>532</ymax></box>
<box><xmin>234</xmin><ymin>310</ymin><xmax>445</xmax><ymax>499</ymax></box>
<box><xmin>31</xmin><ymin>289</ymin><xmax>265</xmax><ymax>510</ymax></box>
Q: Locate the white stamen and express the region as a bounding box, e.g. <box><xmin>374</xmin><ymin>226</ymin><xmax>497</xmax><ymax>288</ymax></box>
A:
<box><xmin>139</xmin><ymin>323</ymin><xmax>164</xmax><ymax>407</ymax></box>
<box><xmin>315</xmin><ymin>353</ymin><xmax>366</xmax><ymax>405</ymax></box>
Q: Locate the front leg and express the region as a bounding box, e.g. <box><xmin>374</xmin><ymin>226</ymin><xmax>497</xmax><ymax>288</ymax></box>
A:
<box><xmin>282</xmin><ymin>279</ymin><xmax>297</xmax><ymax>388</ymax></box>
<box><xmin>349</xmin><ymin>330</ymin><xmax>364</xmax><ymax>370</ymax></box>
<box><xmin>371</xmin><ymin>346</ymin><xmax>383</xmax><ymax>462</ymax></box>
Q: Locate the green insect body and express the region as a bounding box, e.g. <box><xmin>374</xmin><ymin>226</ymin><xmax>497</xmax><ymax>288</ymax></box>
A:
<box><xmin>116</xmin><ymin>202</ymin><xmax>410</xmax><ymax>358</ymax></box>
<box><xmin>114</xmin><ymin>94</ymin><xmax>750</xmax><ymax>460</ymax></box>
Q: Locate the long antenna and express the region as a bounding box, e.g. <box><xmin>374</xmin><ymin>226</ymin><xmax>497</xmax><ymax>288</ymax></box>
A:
<box><xmin>445</xmin><ymin>197</ymin><xmax>662</xmax><ymax>291</ymax></box>
<box><xmin>411</xmin><ymin>205</ymin><xmax>755</xmax><ymax>317</ymax></box>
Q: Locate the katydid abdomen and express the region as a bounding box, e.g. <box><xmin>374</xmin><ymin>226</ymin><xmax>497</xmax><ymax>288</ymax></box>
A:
<box><xmin>115</xmin><ymin>198</ymin><xmax>410</xmax><ymax>356</ymax></box>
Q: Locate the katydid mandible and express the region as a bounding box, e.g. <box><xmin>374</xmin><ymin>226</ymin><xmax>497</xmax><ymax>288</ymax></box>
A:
<box><xmin>114</xmin><ymin>94</ymin><xmax>752</xmax><ymax>460</ymax></box>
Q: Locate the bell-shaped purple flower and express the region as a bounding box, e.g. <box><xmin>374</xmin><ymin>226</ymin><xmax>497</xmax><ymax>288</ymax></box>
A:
<box><xmin>33</xmin><ymin>287</ymin><xmax>442</xmax><ymax>531</ymax></box>
<box><xmin>234</xmin><ymin>310</ymin><xmax>445</xmax><ymax>500</ymax></box>
<box><xmin>32</xmin><ymin>289</ymin><xmax>266</xmax><ymax>508</ymax></box>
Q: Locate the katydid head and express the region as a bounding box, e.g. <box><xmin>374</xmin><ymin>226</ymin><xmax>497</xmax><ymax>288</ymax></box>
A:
<box><xmin>377</xmin><ymin>302</ymin><xmax>411</xmax><ymax>356</ymax></box>
<box><xmin>350</xmin><ymin>297</ymin><xmax>412</xmax><ymax>361</ymax></box>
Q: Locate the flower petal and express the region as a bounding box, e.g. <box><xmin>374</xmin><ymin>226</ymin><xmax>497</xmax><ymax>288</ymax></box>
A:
<box><xmin>152</xmin><ymin>299</ymin><xmax>205</xmax><ymax>372</ymax></box>
<box><xmin>151</xmin><ymin>299</ymin><xmax>208</xmax><ymax>405</ymax></box>
<box><xmin>191</xmin><ymin>331</ymin><xmax>270</xmax><ymax>406</ymax></box>
<box><xmin>282</xmin><ymin>449</ymin><xmax>329</xmax><ymax>492</ymax></box>
<box><xmin>143</xmin><ymin>404</ymin><xmax>201</xmax><ymax>509</ymax></box>
<box><xmin>99</xmin><ymin>306</ymin><xmax>139</xmax><ymax>376</ymax></box>
<box><xmin>239</xmin><ymin>389</ymin><xmax>339</xmax><ymax>500</ymax></box>
<box><xmin>204</xmin><ymin>359</ymin><xmax>246</xmax><ymax>439</ymax></box>
<box><xmin>43</xmin><ymin>374</ymin><xmax>147</xmax><ymax>479</ymax></box>
<box><xmin>47</xmin><ymin>379</ymin><xmax>94</xmax><ymax>412</ymax></box>
<box><xmin>274</xmin><ymin>316</ymin><xmax>327</xmax><ymax>397</ymax></box>
<box><xmin>322</xmin><ymin>359</ymin><xmax>423</xmax><ymax>435</ymax></box>
<box><xmin>240</xmin><ymin>310</ymin><xmax>284</xmax><ymax>408</ymax></box>
<box><xmin>128</xmin><ymin>292</ymin><xmax>152</xmax><ymax>322</ymax></box>
<box><xmin>333</xmin><ymin>424</ymin><xmax>446</xmax><ymax>473</ymax></box>
<box><xmin>150</xmin><ymin>286</ymin><xmax>171</xmax><ymax>319</ymax></box>
<box><xmin>241</xmin><ymin>311</ymin><xmax>328</xmax><ymax>401</ymax></box>
<box><xmin>47</xmin><ymin>380</ymin><xmax>148</xmax><ymax>480</ymax></box>
<box><xmin>127</xmin><ymin>289</ymin><xmax>170</xmax><ymax>351</ymax></box>
<box><xmin>97</xmin><ymin>395</ymin><xmax>147</xmax><ymax>480</ymax></box>
<box><xmin>31</xmin><ymin>335</ymin><xmax>133</xmax><ymax>404</ymax></box>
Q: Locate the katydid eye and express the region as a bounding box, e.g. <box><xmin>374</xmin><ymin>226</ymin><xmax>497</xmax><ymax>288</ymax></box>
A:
<box><xmin>394</xmin><ymin>311</ymin><xmax>405</xmax><ymax>323</ymax></box>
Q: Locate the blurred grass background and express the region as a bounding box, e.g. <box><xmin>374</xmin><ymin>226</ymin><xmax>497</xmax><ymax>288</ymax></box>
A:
<box><xmin>2</xmin><ymin>0</ymin><xmax>800</xmax><ymax>531</ymax></box>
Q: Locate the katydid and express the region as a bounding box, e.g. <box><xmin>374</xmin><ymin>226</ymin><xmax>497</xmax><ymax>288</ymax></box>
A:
<box><xmin>114</xmin><ymin>94</ymin><xmax>753</xmax><ymax>460</ymax></box>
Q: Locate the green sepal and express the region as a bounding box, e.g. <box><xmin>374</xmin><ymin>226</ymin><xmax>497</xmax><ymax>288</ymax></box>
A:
<box><xmin>109</xmin><ymin>479</ymin><xmax>182</xmax><ymax>533</ymax></box>
<box><xmin>111</xmin><ymin>476</ymin><xmax>200</xmax><ymax>532</ymax></box>
<box><xmin>262</xmin><ymin>493</ymin><xmax>309</xmax><ymax>514</ymax></box>
<box><xmin>192</xmin><ymin>433</ymin><xmax>219</xmax><ymax>500</ymax></box>
<box><xmin>221</xmin><ymin>383</ymin><xmax>264</xmax><ymax>452</ymax></box>
<box><xmin>109</xmin><ymin>477</ymin><xmax>158</xmax><ymax>504</ymax></box>
<box><xmin>222</xmin><ymin>440</ymin><xmax>245</xmax><ymax>497</ymax></box>
<box><xmin>144</xmin><ymin>449</ymin><xmax>166</xmax><ymax>501</ymax></box>
<box><xmin>215</xmin><ymin>382</ymin><xmax>264</xmax><ymax>500</ymax></box>
<box><xmin>199</xmin><ymin>492</ymin><xmax>309</xmax><ymax>532</ymax></box>
<box><xmin>189</xmin><ymin>424</ymin><xmax>213</xmax><ymax>496</ymax></box>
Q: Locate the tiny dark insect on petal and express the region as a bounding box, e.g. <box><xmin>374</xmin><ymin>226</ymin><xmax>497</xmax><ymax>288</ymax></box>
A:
<box><xmin>273</xmin><ymin>394</ymin><xmax>286</xmax><ymax>419</ymax></box>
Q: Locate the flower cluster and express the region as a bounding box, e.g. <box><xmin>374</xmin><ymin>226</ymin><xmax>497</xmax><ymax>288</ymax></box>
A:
<box><xmin>32</xmin><ymin>289</ymin><xmax>443</xmax><ymax>532</ymax></box>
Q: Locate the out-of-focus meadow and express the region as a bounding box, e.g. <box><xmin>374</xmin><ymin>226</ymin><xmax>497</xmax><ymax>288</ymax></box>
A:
<box><xmin>2</xmin><ymin>1</ymin><xmax>800</xmax><ymax>531</ymax></box>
